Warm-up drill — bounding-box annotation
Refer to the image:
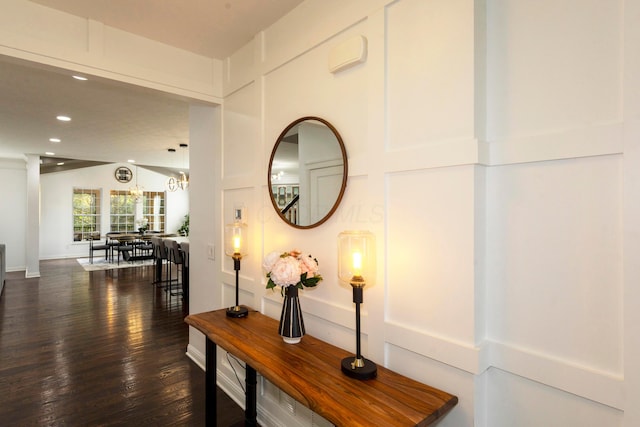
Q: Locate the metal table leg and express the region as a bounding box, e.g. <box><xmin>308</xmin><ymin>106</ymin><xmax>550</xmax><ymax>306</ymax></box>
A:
<box><xmin>245</xmin><ymin>366</ymin><xmax>257</xmax><ymax>426</ymax></box>
<box><xmin>206</xmin><ymin>338</ymin><xmax>218</xmax><ymax>427</ymax></box>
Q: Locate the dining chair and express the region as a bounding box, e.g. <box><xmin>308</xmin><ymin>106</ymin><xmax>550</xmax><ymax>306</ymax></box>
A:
<box><xmin>115</xmin><ymin>234</ymin><xmax>135</xmax><ymax>265</ymax></box>
<box><xmin>88</xmin><ymin>232</ymin><xmax>109</xmax><ymax>264</ymax></box>
<box><xmin>138</xmin><ymin>236</ymin><xmax>154</xmax><ymax>259</ymax></box>
<box><xmin>105</xmin><ymin>232</ymin><xmax>122</xmax><ymax>262</ymax></box>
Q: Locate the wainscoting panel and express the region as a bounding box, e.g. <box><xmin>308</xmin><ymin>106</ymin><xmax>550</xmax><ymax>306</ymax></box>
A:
<box><xmin>222</xmin><ymin>81</ymin><xmax>259</xmax><ymax>184</ymax></box>
<box><xmin>385</xmin><ymin>166</ymin><xmax>477</xmax><ymax>346</ymax></box>
<box><xmin>386</xmin><ymin>0</ymin><xmax>476</xmax><ymax>152</ymax></box>
<box><xmin>485</xmin><ymin>367</ymin><xmax>623</xmax><ymax>426</ymax></box>
<box><xmin>386</xmin><ymin>342</ymin><xmax>475</xmax><ymax>427</ymax></box>
<box><xmin>486</xmin><ymin>0</ymin><xmax>623</xmax><ymax>157</ymax></box>
<box><xmin>488</xmin><ymin>341</ymin><xmax>623</xmax><ymax>410</ymax></box>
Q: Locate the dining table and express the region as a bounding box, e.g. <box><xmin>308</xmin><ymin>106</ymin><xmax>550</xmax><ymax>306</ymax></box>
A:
<box><xmin>105</xmin><ymin>232</ymin><xmax>155</xmax><ymax>263</ymax></box>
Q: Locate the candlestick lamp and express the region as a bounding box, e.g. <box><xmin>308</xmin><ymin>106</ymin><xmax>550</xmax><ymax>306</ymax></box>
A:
<box><xmin>224</xmin><ymin>219</ymin><xmax>249</xmax><ymax>318</ymax></box>
<box><xmin>338</xmin><ymin>230</ymin><xmax>377</xmax><ymax>380</ymax></box>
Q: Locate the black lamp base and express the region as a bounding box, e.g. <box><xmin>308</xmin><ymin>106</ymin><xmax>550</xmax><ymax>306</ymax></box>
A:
<box><xmin>226</xmin><ymin>305</ymin><xmax>249</xmax><ymax>318</ymax></box>
<box><xmin>341</xmin><ymin>356</ymin><xmax>377</xmax><ymax>380</ymax></box>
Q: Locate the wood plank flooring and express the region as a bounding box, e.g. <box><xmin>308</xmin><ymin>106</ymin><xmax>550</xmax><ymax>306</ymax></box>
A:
<box><xmin>0</xmin><ymin>259</ymin><xmax>244</xmax><ymax>426</ymax></box>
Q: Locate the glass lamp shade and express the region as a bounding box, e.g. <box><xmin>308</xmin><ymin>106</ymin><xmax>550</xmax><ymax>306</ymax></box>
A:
<box><xmin>224</xmin><ymin>221</ymin><xmax>248</xmax><ymax>258</ymax></box>
<box><xmin>338</xmin><ymin>230</ymin><xmax>375</xmax><ymax>286</ymax></box>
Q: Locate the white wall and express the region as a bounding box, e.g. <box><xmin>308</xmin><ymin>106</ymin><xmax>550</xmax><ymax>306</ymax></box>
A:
<box><xmin>40</xmin><ymin>163</ymin><xmax>189</xmax><ymax>260</ymax></box>
<box><xmin>0</xmin><ymin>158</ymin><xmax>27</xmax><ymax>271</ymax></box>
<box><xmin>196</xmin><ymin>0</ymin><xmax>639</xmax><ymax>426</ymax></box>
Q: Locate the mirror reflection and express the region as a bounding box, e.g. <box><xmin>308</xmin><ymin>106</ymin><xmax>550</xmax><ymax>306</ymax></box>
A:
<box><xmin>268</xmin><ymin>117</ymin><xmax>348</xmax><ymax>229</ymax></box>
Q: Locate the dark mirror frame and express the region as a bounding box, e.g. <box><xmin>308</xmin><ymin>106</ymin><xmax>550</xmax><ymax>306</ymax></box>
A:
<box><xmin>267</xmin><ymin>116</ymin><xmax>348</xmax><ymax>229</ymax></box>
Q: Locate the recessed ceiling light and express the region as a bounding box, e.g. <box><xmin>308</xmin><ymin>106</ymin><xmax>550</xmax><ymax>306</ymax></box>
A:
<box><xmin>72</xmin><ymin>75</ymin><xmax>88</xmax><ymax>81</ymax></box>
<box><xmin>49</xmin><ymin>138</ymin><xmax>61</xmax><ymax>143</ymax></box>
<box><xmin>56</xmin><ymin>115</ymin><xmax>71</xmax><ymax>122</ymax></box>
<box><xmin>45</xmin><ymin>152</ymin><xmax>55</xmax><ymax>156</ymax></box>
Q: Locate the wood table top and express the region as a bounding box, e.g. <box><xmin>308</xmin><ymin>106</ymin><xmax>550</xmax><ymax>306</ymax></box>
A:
<box><xmin>185</xmin><ymin>309</ymin><xmax>458</xmax><ymax>427</ymax></box>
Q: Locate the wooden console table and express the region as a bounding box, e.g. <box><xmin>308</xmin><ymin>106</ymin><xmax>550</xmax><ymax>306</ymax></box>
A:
<box><xmin>185</xmin><ymin>309</ymin><xmax>457</xmax><ymax>426</ymax></box>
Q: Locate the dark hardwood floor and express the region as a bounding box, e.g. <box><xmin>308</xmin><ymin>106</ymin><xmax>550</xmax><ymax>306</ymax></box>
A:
<box><xmin>0</xmin><ymin>259</ymin><xmax>244</xmax><ymax>426</ymax></box>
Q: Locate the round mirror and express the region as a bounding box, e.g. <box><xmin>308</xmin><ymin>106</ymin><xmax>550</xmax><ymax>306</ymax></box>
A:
<box><xmin>268</xmin><ymin>117</ymin><xmax>348</xmax><ymax>229</ymax></box>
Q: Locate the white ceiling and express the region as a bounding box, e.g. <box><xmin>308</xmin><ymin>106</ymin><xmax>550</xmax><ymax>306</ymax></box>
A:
<box><xmin>0</xmin><ymin>0</ymin><xmax>303</xmax><ymax>171</ymax></box>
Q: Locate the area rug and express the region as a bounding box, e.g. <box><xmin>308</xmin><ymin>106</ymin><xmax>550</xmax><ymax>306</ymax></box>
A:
<box><xmin>77</xmin><ymin>257</ymin><xmax>156</xmax><ymax>272</ymax></box>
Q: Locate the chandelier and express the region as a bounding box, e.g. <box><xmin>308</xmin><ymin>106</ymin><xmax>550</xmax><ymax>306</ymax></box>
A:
<box><xmin>166</xmin><ymin>171</ymin><xmax>189</xmax><ymax>192</ymax></box>
<box><xmin>129</xmin><ymin>166</ymin><xmax>144</xmax><ymax>200</ymax></box>
<box><xmin>129</xmin><ymin>185</ymin><xmax>144</xmax><ymax>199</ymax></box>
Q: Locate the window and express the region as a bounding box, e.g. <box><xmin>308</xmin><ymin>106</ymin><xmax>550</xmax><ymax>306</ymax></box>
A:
<box><xmin>110</xmin><ymin>190</ymin><xmax>135</xmax><ymax>232</ymax></box>
<box><xmin>73</xmin><ymin>188</ymin><xmax>101</xmax><ymax>241</ymax></box>
<box><xmin>142</xmin><ymin>191</ymin><xmax>166</xmax><ymax>232</ymax></box>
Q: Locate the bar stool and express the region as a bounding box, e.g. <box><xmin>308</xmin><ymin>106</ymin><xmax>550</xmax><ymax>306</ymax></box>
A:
<box><xmin>164</xmin><ymin>239</ymin><xmax>184</xmax><ymax>296</ymax></box>
<box><xmin>180</xmin><ymin>242</ymin><xmax>189</xmax><ymax>302</ymax></box>
<box><xmin>151</xmin><ymin>237</ymin><xmax>169</xmax><ymax>288</ymax></box>
<box><xmin>165</xmin><ymin>239</ymin><xmax>184</xmax><ymax>300</ymax></box>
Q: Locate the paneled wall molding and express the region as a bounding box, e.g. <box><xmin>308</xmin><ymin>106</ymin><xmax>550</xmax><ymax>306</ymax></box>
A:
<box><xmin>382</xmin><ymin>323</ymin><xmax>625</xmax><ymax>410</ymax></box>
<box><xmin>221</xmin><ymin>180</ymin><xmax>257</xmax><ymax>191</ymax></box>
<box><xmin>0</xmin><ymin>46</ymin><xmax>222</xmax><ymax>105</ymax></box>
<box><xmin>488</xmin><ymin>340</ymin><xmax>624</xmax><ymax>410</ymax></box>
<box><xmin>381</xmin><ymin>326</ymin><xmax>624</xmax><ymax>410</ymax></box>
<box><xmin>211</xmin><ymin>0</ymin><xmax>633</xmax><ymax>424</ymax></box>
<box><xmin>222</xmin><ymin>0</ymin><xmax>391</xmax><ymax>96</ymax></box>
<box><xmin>383</xmin><ymin>137</ymin><xmax>487</xmax><ymax>173</ymax></box>
<box><xmin>221</xmin><ymin>267</ymin><xmax>257</xmax><ymax>314</ymax></box>
<box><xmin>221</xmin><ymin>271</ymin><xmax>256</xmax><ymax>289</ymax></box>
<box><xmin>260</xmin><ymin>0</ymin><xmax>387</xmax><ymax>79</ymax></box>
<box><xmin>380</xmin><ymin>121</ymin><xmax>624</xmax><ymax>172</ymax></box>
<box><xmin>260</xmin><ymin>17</ymin><xmax>368</xmax><ymax>79</ymax></box>
<box><xmin>222</xmin><ymin>78</ymin><xmax>257</xmax><ymax>102</ymax></box>
<box><xmin>223</xmin><ymin>38</ymin><xmax>258</xmax><ymax>95</ymax></box>
<box><xmin>487</xmin><ymin>122</ymin><xmax>624</xmax><ymax>166</ymax></box>
<box><xmin>1</xmin><ymin>0</ymin><xmax>223</xmax><ymax>103</ymax></box>
<box><xmin>385</xmin><ymin>322</ymin><xmax>481</xmax><ymax>375</ymax></box>
<box><xmin>222</xmin><ymin>281</ymin><xmax>256</xmax><ymax>302</ymax></box>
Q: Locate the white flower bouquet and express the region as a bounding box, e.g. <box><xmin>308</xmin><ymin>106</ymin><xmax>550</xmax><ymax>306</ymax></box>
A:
<box><xmin>264</xmin><ymin>249</ymin><xmax>323</xmax><ymax>294</ymax></box>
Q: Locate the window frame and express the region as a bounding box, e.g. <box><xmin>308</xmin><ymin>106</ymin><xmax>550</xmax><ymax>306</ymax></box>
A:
<box><xmin>72</xmin><ymin>188</ymin><xmax>101</xmax><ymax>241</ymax></box>
<box><xmin>109</xmin><ymin>190</ymin><xmax>136</xmax><ymax>233</ymax></box>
